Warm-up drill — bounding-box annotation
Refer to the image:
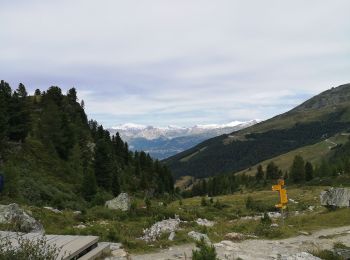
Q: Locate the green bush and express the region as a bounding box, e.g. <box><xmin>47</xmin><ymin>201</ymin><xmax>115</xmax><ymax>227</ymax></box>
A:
<box><xmin>0</xmin><ymin>235</ymin><xmax>60</xmax><ymax>260</ymax></box>
<box><xmin>192</xmin><ymin>238</ymin><xmax>217</xmax><ymax>260</ymax></box>
<box><xmin>245</xmin><ymin>196</ymin><xmax>275</xmax><ymax>212</ymax></box>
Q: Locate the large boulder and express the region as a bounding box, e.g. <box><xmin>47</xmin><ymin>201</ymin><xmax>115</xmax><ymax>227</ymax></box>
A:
<box><xmin>0</xmin><ymin>203</ymin><xmax>44</xmax><ymax>233</ymax></box>
<box><xmin>140</xmin><ymin>217</ymin><xmax>181</xmax><ymax>242</ymax></box>
<box><xmin>320</xmin><ymin>187</ymin><xmax>350</xmax><ymax>208</ymax></box>
<box><xmin>105</xmin><ymin>193</ymin><xmax>131</xmax><ymax>211</ymax></box>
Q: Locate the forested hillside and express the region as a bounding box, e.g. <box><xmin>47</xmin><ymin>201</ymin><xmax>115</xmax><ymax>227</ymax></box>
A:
<box><xmin>165</xmin><ymin>83</ymin><xmax>350</xmax><ymax>179</ymax></box>
<box><xmin>0</xmin><ymin>80</ymin><xmax>173</xmax><ymax>209</ymax></box>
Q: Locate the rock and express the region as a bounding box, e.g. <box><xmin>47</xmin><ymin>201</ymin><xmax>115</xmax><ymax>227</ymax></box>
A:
<box><xmin>308</xmin><ymin>206</ymin><xmax>315</xmax><ymax>211</ymax></box>
<box><xmin>333</xmin><ymin>248</ymin><xmax>350</xmax><ymax>259</ymax></box>
<box><xmin>196</xmin><ymin>218</ymin><xmax>215</xmax><ymax>227</ymax></box>
<box><xmin>289</xmin><ymin>198</ymin><xmax>299</xmax><ymax>204</ymax></box>
<box><xmin>140</xmin><ymin>217</ymin><xmax>181</xmax><ymax>242</ymax></box>
<box><xmin>111</xmin><ymin>248</ymin><xmax>127</xmax><ymax>257</ymax></box>
<box><xmin>168</xmin><ymin>231</ymin><xmax>176</xmax><ymax>241</ymax></box>
<box><xmin>43</xmin><ymin>206</ymin><xmax>62</xmax><ymax>214</ymax></box>
<box><xmin>267</xmin><ymin>212</ymin><xmax>282</xmax><ymax>218</ymax></box>
<box><xmin>280</xmin><ymin>252</ymin><xmax>321</xmax><ymax>260</ymax></box>
<box><xmin>0</xmin><ymin>203</ymin><xmax>44</xmax><ymax>233</ymax></box>
<box><xmin>224</xmin><ymin>232</ymin><xmax>257</xmax><ymax>241</ymax></box>
<box><xmin>188</xmin><ymin>231</ymin><xmax>210</xmax><ymax>244</ymax></box>
<box><xmin>110</xmin><ymin>248</ymin><xmax>128</xmax><ymax>260</ymax></box>
<box><xmin>271</xmin><ymin>223</ymin><xmax>279</xmax><ymax>228</ymax></box>
<box><xmin>298</xmin><ymin>231</ymin><xmax>310</xmax><ymax>236</ymax></box>
<box><xmin>320</xmin><ymin>187</ymin><xmax>350</xmax><ymax>208</ymax></box>
<box><xmin>74</xmin><ymin>224</ymin><xmax>86</xmax><ymax>229</ymax></box>
<box><xmin>105</xmin><ymin>193</ymin><xmax>131</xmax><ymax>211</ymax></box>
<box><xmin>73</xmin><ymin>211</ymin><xmax>81</xmax><ymax>215</ymax></box>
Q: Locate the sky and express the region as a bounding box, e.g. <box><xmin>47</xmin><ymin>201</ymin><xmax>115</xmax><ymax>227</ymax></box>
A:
<box><xmin>1</xmin><ymin>1</ymin><xmax>350</xmax><ymax>127</ymax></box>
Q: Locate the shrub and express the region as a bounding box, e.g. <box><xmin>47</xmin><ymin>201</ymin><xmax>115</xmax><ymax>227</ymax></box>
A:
<box><xmin>0</xmin><ymin>234</ymin><xmax>60</xmax><ymax>260</ymax></box>
<box><xmin>200</xmin><ymin>197</ymin><xmax>207</xmax><ymax>207</ymax></box>
<box><xmin>245</xmin><ymin>196</ymin><xmax>275</xmax><ymax>212</ymax></box>
<box><xmin>192</xmin><ymin>238</ymin><xmax>217</xmax><ymax>260</ymax></box>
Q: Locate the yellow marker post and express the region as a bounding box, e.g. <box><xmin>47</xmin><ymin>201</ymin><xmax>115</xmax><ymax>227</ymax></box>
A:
<box><xmin>272</xmin><ymin>179</ymin><xmax>288</xmax><ymax>224</ymax></box>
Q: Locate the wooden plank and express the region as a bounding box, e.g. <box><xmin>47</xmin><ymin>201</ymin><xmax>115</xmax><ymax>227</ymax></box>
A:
<box><xmin>58</xmin><ymin>236</ymin><xmax>98</xmax><ymax>260</ymax></box>
<box><xmin>0</xmin><ymin>231</ymin><xmax>100</xmax><ymax>260</ymax></box>
<box><xmin>79</xmin><ymin>243</ymin><xmax>110</xmax><ymax>260</ymax></box>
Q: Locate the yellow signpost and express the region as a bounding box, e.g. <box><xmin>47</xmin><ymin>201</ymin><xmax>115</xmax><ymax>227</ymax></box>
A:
<box><xmin>272</xmin><ymin>179</ymin><xmax>288</xmax><ymax>223</ymax></box>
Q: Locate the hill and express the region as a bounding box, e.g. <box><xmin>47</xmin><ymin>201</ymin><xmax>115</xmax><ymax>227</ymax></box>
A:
<box><xmin>165</xmin><ymin>83</ymin><xmax>350</xmax><ymax>179</ymax></box>
<box><xmin>0</xmin><ymin>81</ymin><xmax>174</xmax><ymax>209</ymax></box>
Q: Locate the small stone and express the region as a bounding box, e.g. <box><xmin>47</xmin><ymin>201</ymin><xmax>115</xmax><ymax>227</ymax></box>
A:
<box><xmin>271</xmin><ymin>223</ymin><xmax>279</xmax><ymax>228</ymax></box>
<box><xmin>188</xmin><ymin>231</ymin><xmax>211</xmax><ymax>244</ymax></box>
<box><xmin>298</xmin><ymin>231</ymin><xmax>310</xmax><ymax>236</ymax></box>
<box><xmin>224</xmin><ymin>232</ymin><xmax>257</xmax><ymax>241</ymax></box>
<box><xmin>74</xmin><ymin>224</ymin><xmax>86</xmax><ymax>229</ymax></box>
<box><xmin>111</xmin><ymin>249</ymin><xmax>127</xmax><ymax>257</ymax></box>
<box><xmin>196</xmin><ymin>218</ymin><xmax>215</xmax><ymax>227</ymax></box>
<box><xmin>43</xmin><ymin>206</ymin><xmax>62</xmax><ymax>214</ymax></box>
<box><xmin>168</xmin><ymin>231</ymin><xmax>176</xmax><ymax>241</ymax></box>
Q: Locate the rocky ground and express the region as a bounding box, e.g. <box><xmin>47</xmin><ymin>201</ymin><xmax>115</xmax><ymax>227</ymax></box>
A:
<box><xmin>130</xmin><ymin>225</ymin><xmax>350</xmax><ymax>260</ymax></box>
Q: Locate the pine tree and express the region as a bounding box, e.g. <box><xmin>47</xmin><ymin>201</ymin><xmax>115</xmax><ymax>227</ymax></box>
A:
<box><xmin>305</xmin><ymin>161</ymin><xmax>314</xmax><ymax>181</ymax></box>
<box><xmin>82</xmin><ymin>169</ymin><xmax>97</xmax><ymax>201</ymax></box>
<box><xmin>290</xmin><ymin>155</ymin><xmax>305</xmax><ymax>183</ymax></box>
<box><xmin>266</xmin><ymin>162</ymin><xmax>280</xmax><ymax>179</ymax></box>
<box><xmin>256</xmin><ymin>164</ymin><xmax>264</xmax><ymax>183</ymax></box>
<box><xmin>94</xmin><ymin>139</ymin><xmax>113</xmax><ymax>191</ymax></box>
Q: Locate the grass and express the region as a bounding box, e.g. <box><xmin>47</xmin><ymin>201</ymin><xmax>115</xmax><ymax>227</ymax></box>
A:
<box><xmin>9</xmin><ymin>185</ymin><xmax>350</xmax><ymax>254</ymax></box>
<box><xmin>236</xmin><ymin>133</ymin><xmax>349</xmax><ymax>177</ymax></box>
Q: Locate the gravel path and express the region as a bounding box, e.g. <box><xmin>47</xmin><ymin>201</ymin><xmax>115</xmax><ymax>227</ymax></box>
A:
<box><xmin>131</xmin><ymin>225</ymin><xmax>350</xmax><ymax>260</ymax></box>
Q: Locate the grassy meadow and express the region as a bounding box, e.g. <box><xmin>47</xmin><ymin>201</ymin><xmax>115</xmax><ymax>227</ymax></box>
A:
<box><xmin>14</xmin><ymin>185</ymin><xmax>350</xmax><ymax>254</ymax></box>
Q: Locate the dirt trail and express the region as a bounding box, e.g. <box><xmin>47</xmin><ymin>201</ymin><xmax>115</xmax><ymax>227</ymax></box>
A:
<box><xmin>131</xmin><ymin>225</ymin><xmax>350</xmax><ymax>260</ymax></box>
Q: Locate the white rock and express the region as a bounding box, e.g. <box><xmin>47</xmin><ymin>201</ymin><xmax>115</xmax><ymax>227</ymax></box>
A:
<box><xmin>268</xmin><ymin>212</ymin><xmax>282</xmax><ymax>218</ymax></box>
<box><xmin>105</xmin><ymin>193</ymin><xmax>131</xmax><ymax>211</ymax></box>
<box><xmin>74</xmin><ymin>224</ymin><xmax>87</xmax><ymax>229</ymax></box>
<box><xmin>289</xmin><ymin>198</ymin><xmax>299</xmax><ymax>204</ymax></box>
<box><xmin>188</xmin><ymin>231</ymin><xmax>210</xmax><ymax>244</ymax></box>
<box><xmin>271</xmin><ymin>223</ymin><xmax>279</xmax><ymax>227</ymax></box>
<box><xmin>168</xmin><ymin>231</ymin><xmax>176</xmax><ymax>241</ymax></box>
<box><xmin>0</xmin><ymin>203</ymin><xmax>44</xmax><ymax>233</ymax></box>
<box><xmin>320</xmin><ymin>187</ymin><xmax>350</xmax><ymax>207</ymax></box>
<box><xmin>140</xmin><ymin>217</ymin><xmax>181</xmax><ymax>242</ymax></box>
<box><xmin>43</xmin><ymin>206</ymin><xmax>62</xmax><ymax>214</ymax></box>
<box><xmin>280</xmin><ymin>252</ymin><xmax>321</xmax><ymax>260</ymax></box>
<box><xmin>196</xmin><ymin>218</ymin><xmax>215</xmax><ymax>227</ymax></box>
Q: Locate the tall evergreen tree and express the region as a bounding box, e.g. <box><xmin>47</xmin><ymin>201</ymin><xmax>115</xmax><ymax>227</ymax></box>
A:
<box><xmin>266</xmin><ymin>162</ymin><xmax>280</xmax><ymax>179</ymax></box>
<box><xmin>256</xmin><ymin>164</ymin><xmax>264</xmax><ymax>183</ymax></box>
<box><xmin>290</xmin><ymin>155</ymin><xmax>305</xmax><ymax>183</ymax></box>
<box><xmin>305</xmin><ymin>161</ymin><xmax>314</xmax><ymax>181</ymax></box>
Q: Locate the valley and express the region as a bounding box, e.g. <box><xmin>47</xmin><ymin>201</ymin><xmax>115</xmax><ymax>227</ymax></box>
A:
<box><xmin>108</xmin><ymin>120</ymin><xmax>259</xmax><ymax>159</ymax></box>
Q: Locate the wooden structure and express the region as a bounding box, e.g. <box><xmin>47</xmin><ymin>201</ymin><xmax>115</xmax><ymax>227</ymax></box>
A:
<box><xmin>0</xmin><ymin>231</ymin><xmax>110</xmax><ymax>260</ymax></box>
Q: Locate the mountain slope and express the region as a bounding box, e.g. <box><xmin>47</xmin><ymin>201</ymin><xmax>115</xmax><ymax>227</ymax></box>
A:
<box><xmin>108</xmin><ymin>120</ymin><xmax>259</xmax><ymax>159</ymax></box>
<box><xmin>165</xmin><ymin>83</ymin><xmax>350</xmax><ymax>179</ymax></box>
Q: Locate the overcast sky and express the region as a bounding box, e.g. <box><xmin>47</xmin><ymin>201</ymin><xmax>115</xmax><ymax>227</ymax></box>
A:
<box><xmin>1</xmin><ymin>1</ymin><xmax>349</xmax><ymax>127</ymax></box>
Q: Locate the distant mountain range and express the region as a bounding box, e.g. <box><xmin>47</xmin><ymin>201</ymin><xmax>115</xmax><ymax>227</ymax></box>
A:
<box><xmin>108</xmin><ymin>120</ymin><xmax>259</xmax><ymax>159</ymax></box>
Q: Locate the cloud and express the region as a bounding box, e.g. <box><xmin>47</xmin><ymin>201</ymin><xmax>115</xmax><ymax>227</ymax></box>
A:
<box><xmin>1</xmin><ymin>0</ymin><xmax>350</xmax><ymax>127</ymax></box>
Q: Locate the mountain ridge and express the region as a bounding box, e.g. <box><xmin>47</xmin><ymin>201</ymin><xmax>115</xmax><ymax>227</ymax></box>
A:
<box><xmin>165</xmin><ymin>83</ymin><xmax>350</xmax><ymax>179</ymax></box>
<box><xmin>108</xmin><ymin>120</ymin><xmax>259</xmax><ymax>159</ymax></box>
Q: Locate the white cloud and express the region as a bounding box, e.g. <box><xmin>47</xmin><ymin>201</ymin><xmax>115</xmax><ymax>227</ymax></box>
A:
<box><xmin>1</xmin><ymin>0</ymin><xmax>350</xmax><ymax>127</ymax></box>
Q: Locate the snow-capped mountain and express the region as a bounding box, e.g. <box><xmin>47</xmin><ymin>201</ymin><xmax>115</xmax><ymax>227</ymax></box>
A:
<box><xmin>108</xmin><ymin>120</ymin><xmax>260</xmax><ymax>159</ymax></box>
